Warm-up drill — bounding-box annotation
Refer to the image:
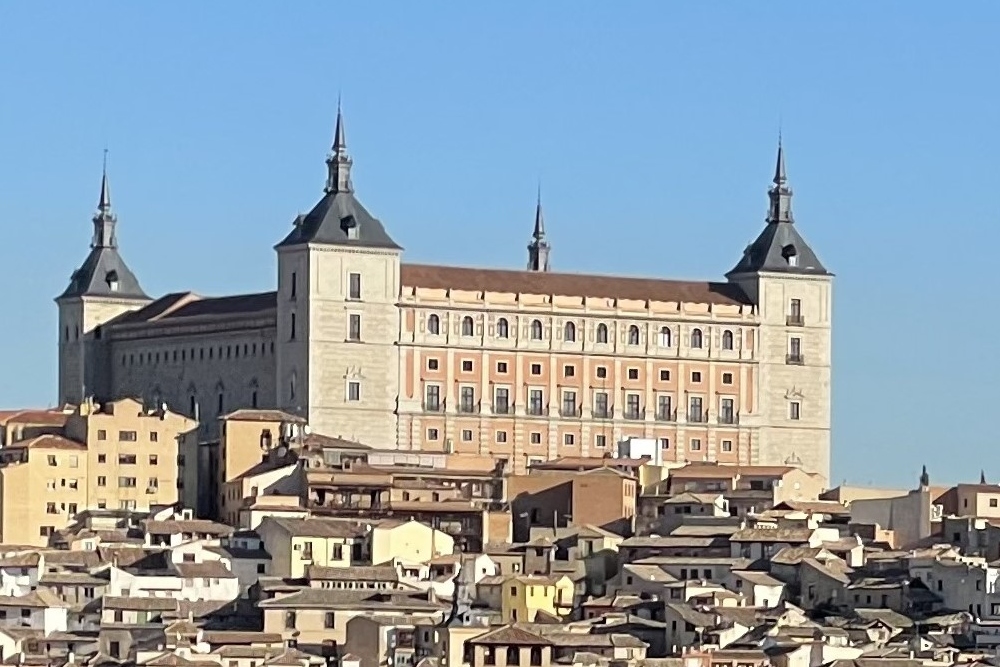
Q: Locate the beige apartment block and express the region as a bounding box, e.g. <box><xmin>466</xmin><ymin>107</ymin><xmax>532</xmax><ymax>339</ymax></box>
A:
<box><xmin>56</xmin><ymin>110</ymin><xmax>833</xmax><ymax>483</ymax></box>
<box><xmin>0</xmin><ymin>398</ymin><xmax>196</xmax><ymax>546</ymax></box>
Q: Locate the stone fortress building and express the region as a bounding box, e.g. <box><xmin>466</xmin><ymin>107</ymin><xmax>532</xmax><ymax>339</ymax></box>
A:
<box><xmin>56</xmin><ymin>108</ymin><xmax>833</xmax><ymax>481</ymax></box>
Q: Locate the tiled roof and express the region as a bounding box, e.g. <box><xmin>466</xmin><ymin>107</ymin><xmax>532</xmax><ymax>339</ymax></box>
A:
<box><xmin>145</xmin><ymin>519</ymin><xmax>233</xmax><ymax>536</ymax></box>
<box><xmin>308</xmin><ymin>565</ymin><xmax>399</xmax><ymax>582</ymax></box>
<box><xmin>0</xmin><ymin>409</ymin><xmax>71</xmax><ymax>427</ymax></box>
<box><xmin>257</xmin><ymin>589</ymin><xmax>446</xmax><ymax>611</ymax></box>
<box><xmin>730</xmin><ymin>527</ymin><xmax>813</xmax><ymax>543</ymax></box>
<box><xmin>220</xmin><ymin>409</ymin><xmax>306</xmax><ymax>424</ymax></box>
<box><xmin>201</xmin><ymin>631</ymin><xmax>284</xmax><ymax>646</ymax></box>
<box><xmin>0</xmin><ymin>552</ymin><xmax>40</xmax><ymax>568</ymax></box>
<box><xmin>5</xmin><ymin>434</ymin><xmax>86</xmax><ymax>451</ymax></box>
<box><xmin>400</xmin><ymin>264</ymin><xmax>750</xmax><ymax>305</ymax></box>
<box><xmin>669</xmin><ymin>463</ymin><xmax>795</xmax><ymax>480</ymax></box>
<box><xmin>263</xmin><ymin>516</ymin><xmax>369</xmax><ymax>539</ymax></box>
<box><xmin>469</xmin><ymin>624</ymin><xmax>551</xmax><ymax>646</ymax></box>
<box><xmin>174</xmin><ymin>561</ymin><xmax>236</xmax><ymax>579</ymax></box>
<box><xmin>103</xmin><ymin>596</ymin><xmax>177</xmax><ymax>611</ymax></box>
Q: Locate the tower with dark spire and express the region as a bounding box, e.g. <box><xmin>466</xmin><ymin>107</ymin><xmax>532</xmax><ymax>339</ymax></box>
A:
<box><xmin>725</xmin><ymin>137</ymin><xmax>834</xmax><ymax>487</ymax></box>
<box><xmin>56</xmin><ymin>157</ymin><xmax>150</xmax><ymax>405</ymax></box>
<box><xmin>274</xmin><ymin>102</ymin><xmax>402</xmax><ymax>443</ymax></box>
<box><xmin>527</xmin><ymin>189</ymin><xmax>551</xmax><ymax>272</ymax></box>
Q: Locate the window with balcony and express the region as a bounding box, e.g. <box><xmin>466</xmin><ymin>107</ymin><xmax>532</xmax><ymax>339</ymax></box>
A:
<box><xmin>788</xmin><ymin>298</ymin><xmax>803</xmax><ymax>325</ymax></box>
<box><xmin>348</xmin><ymin>314</ymin><xmax>361</xmax><ymax>341</ymax></box>
<box><xmin>596</xmin><ymin>323</ymin><xmax>608</xmax><ymax>343</ymax></box>
<box><xmin>462</xmin><ymin>316</ymin><xmax>474</xmax><ymax>336</ymax></box>
<box><xmin>424</xmin><ymin>385</ymin><xmax>441</xmax><ymax>412</ymax></box>
<box><xmin>528</xmin><ymin>390</ymin><xmax>544</xmax><ymax>416</ymax></box>
<box><xmin>593</xmin><ymin>392</ymin><xmax>609</xmax><ymax>418</ymax></box>
<box><xmin>688</xmin><ymin>396</ymin><xmax>704</xmax><ymax>423</ymax></box>
<box><xmin>628</xmin><ymin>325</ymin><xmax>640</xmax><ymax>345</ymax></box>
<box><xmin>788</xmin><ymin>337</ymin><xmax>803</xmax><ymax>363</ymax></box>
<box><xmin>719</xmin><ymin>398</ymin><xmax>735</xmax><ymax>424</ymax></box>
<box><xmin>459</xmin><ymin>387</ymin><xmax>476</xmax><ymax>413</ymax></box>
<box><xmin>427</xmin><ymin>314</ymin><xmax>440</xmax><ymax>335</ymax></box>
<box><xmin>494</xmin><ymin>388</ymin><xmax>510</xmax><ymax>414</ymax></box>
<box><xmin>625</xmin><ymin>393</ymin><xmax>641</xmax><ymax>420</ymax></box>
<box><xmin>657</xmin><ymin>395</ymin><xmax>673</xmax><ymax>421</ymax></box>
<box><xmin>349</xmin><ymin>272</ymin><xmax>361</xmax><ymax>300</ymax></box>
<box><xmin>690</xmin><ymin>328</ymin><xmax>704</xmax><ymax>348</ymax></box>
<box><xmin>562</xmin><ymin>391</ymin><xmax>577</xmax><ymax>417</ymax></box>
<box><xmin>722</xmin><ymin>330</ymin><xmax>734</xmax><ymax>350</ymax></box>
<box><xmin>497</xmin><ymin>317</ymin><xmax>509</xmax><ymax>338</ymax></box>
<box><xmin>564</xmin><ymin>321</ymin><xmax>576</xmax><ymax>342</ymax></box>
<box><xmin>530</xmin><ymin>319</ymin><xmax>543</xmax><ymax>340</ymax></box>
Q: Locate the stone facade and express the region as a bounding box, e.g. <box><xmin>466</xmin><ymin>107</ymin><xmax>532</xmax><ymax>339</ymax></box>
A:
<box><xmin>55</xmin><ymin>113</ymin><xmax>834</xmax><ymax>482</ymax></box>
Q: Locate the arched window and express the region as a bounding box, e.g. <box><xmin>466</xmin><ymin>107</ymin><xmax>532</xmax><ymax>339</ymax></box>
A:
<box><xmin>597</xmin><ymin>323</ymin><xmax>609</xmax><ymax>344</ymax></box>
<box><xmin>690</xmin><ymin>328</ymin><xmax>703</xmax><ymax>349</ymax></box>
<box><xmin>249</xmin><ymin>378</ymin><xmax>260</xmax><ymax>409</ymax></box>
<box><xmin>530</xmin><ymin>319</ymin><xmax>543</xmax><ymax>341</ymax></box>
<box><xmin>290</xmin><ymin>371</ymin><xmax>297</xmax><ymax>402</ymax></box>
<box><xmin>462</xmin><ymin>316</ymin><xmax>474</xmax><ymax>337</ymax></box>
<box><xmin>497</xmin><ymin>318</ymin><xmax>509</xmax><ymax>339</ymax></box>
<box><xmin>628</xmin><ymin>325</ymin><xmax>640</xmax><ymax>345</ymax></box>
<box><xmin>564</xmin><ymin>322</ymin><xmax>576</xmax><ymax>342</ymax></box>
<box><xmin>722</xmin><ymin>330</ymin><xmax>734</xmax><ymax>350</ymax></box>
<box><xmin>427</xmin><ymin>314</ymin><xmax>440</xmax><ymax>335</ymax></box>
<box><xmin>659</xmin><ymin>326</ymin><xmax>672</xmax><ymax>347</ymax></box>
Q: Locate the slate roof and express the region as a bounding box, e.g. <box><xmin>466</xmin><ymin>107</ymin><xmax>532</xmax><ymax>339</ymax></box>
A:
<box><xmin>401</xmin><ymin>263</ymin><xmax>750</xmax><ymax>305</ymax></box>
<box><xmin>277</xmin><ymin>191</ymin><xmax>402</xmax><ymax>250</ymax></box>
<box><xmin>59</xmin><ymin>246</ymin><xmax>148</xmax><ymax>301</ymax></box>
<box><xmin>115</xmin><ymin>291</ymin><xmax>276</xmax><ymax>325</ymax></box>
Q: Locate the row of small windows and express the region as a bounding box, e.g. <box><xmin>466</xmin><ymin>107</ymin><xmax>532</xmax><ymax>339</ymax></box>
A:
<box><xmin>121</xmin><ymin>342</ymin><xmax>275</xmax><ymax>368</ymax></box>
<box><xmin>425</xmin><ymin>427</ymin><xmax>736</xmax><ymax>454</ymax></box>
<box><xmin>426</xmin><ymin>315</ymin><xmax>736</xmax><ymax>350</ymax></box>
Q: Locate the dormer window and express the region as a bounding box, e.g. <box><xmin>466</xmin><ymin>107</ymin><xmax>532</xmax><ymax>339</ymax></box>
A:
<box><xmin>105</xmin><ymin>270</ymin><xmax>119</xmax><ymax>292</ymax></box>
<box><xmin>782</xmin><ymin>244</ymin><xmax>799</xmax><ymax>267</ymax></box>
<box><xmin>341</xmin><ymin>215</ymin><xmax>358</xmax><ymax>240</ymax></box>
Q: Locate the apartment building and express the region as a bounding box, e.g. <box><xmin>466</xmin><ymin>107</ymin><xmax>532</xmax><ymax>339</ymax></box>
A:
<box><xmin>0</xmin><ymin>397</ymin><xmax>196</xmax><ymax>545</ymax></box>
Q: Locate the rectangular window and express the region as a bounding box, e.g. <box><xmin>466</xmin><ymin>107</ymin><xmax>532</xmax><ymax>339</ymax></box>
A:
<box><xmin>690</xmin><ymin>438</ymin><xmax>702</xmax><ymax>451</ymax></box>
<box><xmin>657</xmin><ymin>395</ymin><xmax>672</xmax><ymax>421</ymax></box>
<box><xmin>659</xmin><ymin>369</ymin><xmax>670</xmax><ymax>381</ymax></box>
<box><xmin>424</xmin><ymin>385</ymin><xmax>441</xmax><ymax>412</ymax></box>
<box><xmin>348</xmin><ymin>273</ymin><xmax>361</xmax><ymax>300</ymax></box>
<box><xmin>427</xmin><ymin>428</ymin><xmax>439</xmax><ymax>441</ymax></box>
<box><xmin>594</xmin><ymin>392</ymin><xmax>609</xmax><ymax>418</ymax></box>
<box><xmin>119</xmin><ymin>431</ymin><xmax>137</xmax><ymax>442</ymax></box>
<box><xmin>290</xmin><ymin>271</ymin><xmax>297</xmax><ymax>298</ymax></box>
<box><xmin>348</xmin><ymin>314</ymin><xmax>361</xmax><ymax>341</ymax></box>
<box><xmin>528</xmin><ymin>390</ymin><xmax>543</xmax><ymax>416</ymax></box>
<box><xmin>625</xmin><ymin>393</ymin><xmax>640</xmax><ymax>419</ymax></box>
<box><xmin>530</xmin><ymin>432</ymin><xmax>542</xmax><ymax>445</ymax></box>
<box><xmin>722</xmin><ymin>372</ymin><xmax>733</xmax><ymax>385</ymax></box>
<box><xmin>149</xmin><ymin>431</ymin><xmax>158</xmax><ymax>442</ymax></box>
<box><xmin>688</xmin><ymin>396</ymin><xmax>703</xmax><ymax>422</ymax></box>
<box><xmin>118</xmin><ymin>477</ymin><xmax>137</xmax><ymax>488</ymax></box>
<box><xmin>720</xmin><ymin>398</ymin><xmax>735</xmax><ymax>424</ymax></box>
<box><xmin>148</xmin><ymin>478</ymin><xmax>159</xmax><ymax>490</ymax></box>
<box><xmin>459</xmin><ymin>387</ymin><xmax>476</xmax><ymax>413</ymax></box>
<box><xmin>348</xmin><ymin>381</ymin><xmax>361</xmax><ymax>402</ymax></box>
<box><xmin>659</xmin><ymin>437</ymin><xmax>670</xmax><ymax>450</ymax></box>
<box><xmin>691</xmin><ymin>371</ymin><xmax>702</xmax><ymax>383</ymax></box>
<box><xmin>149</xmin><ymin>455</ymin><xmax>158</xmax><ymax>465</ymax></box>
<box><xmin>97</xmin><ymin>430</ymin><xmax>107</xmax><ymax>441</ymax></box>
<box><xmin>461</xmin><ymin>429</ymin><xmax>473</xmax><ymax>442</ymax></box>
<box><xmin>496</xmin><ymin>431</ymin><xmax>508</xmax><ymax>444</ymax></box>
<box><xmin>97</xmin><ymin>476</ymin><xmax>106</xmax><ymax>487</ymax></box>
<box><xmin>562</xmin><ymin>391</ymin><xmax>577</xmax><ymax>416</ymax></box>
<box><xmin>98</xmin><ymin>454</ymin><xmax>106</xmax><ymax>464</ymax></box>
<box><xmin>790</xmin><ymin>401</ymin><xmax>801</xmax><ymax>420</ymax></box>
<box><xmin>325</xmin><ymin>612</ymin><xmax>336</xmax><ymax>629</ymax></box>
<box><xmin>497</xmin><ymin>361</ymin><xmax>508</xmax><ymax>373</ymax></box>
<box><xmin>494</xmin><ymin>388</ymin><xmax>510</xmax><ymax>414</ymax></box>
<box><xmin>530</xmin><ymin>363</ymin><xmax>542</xmax><ymax>376</ymax></box>
<box><xmin>563</xmin><ymin>365</ymin><xmax>575</xmax><ymax>377</ymax></box>
<box><xmin>563</xmin><ymin>433</ymin><xmax>575</xmax><ymax>446</ymax></box>
<box><xmin>69</xmin><ymin>455</ymin><xmax>79</xmax><ymax>468</ymax></box>
<box><xmin>790</xmin><ymin>298</ymin><xmax>801</xmax><ymax>317</ymax></box>
<box><xmin>118</xmin><ymin>454</ymin><xmax>137</xmax><ymax>465</ymax></box>
<box><xmin>627</xmin><ymin>368</ymin><xmax>639</xmax><ymax>380</ymax></box>
<box><xmin>461</xmin><ymin>359</ymin><xmax>473</xmax><ymax>372</ymax></box>
<box><xmin>427</xmin><ymin>358</ymin><xmax>439</xmax><ymax>371</ymax></box>
<box><xmin>721</xmin><ymin>440</ymin><xmax>733</xmax><ymax>452</ymax></box>
<box><xmin>788</xmin><ymin>337</ymin><xmax>803</xmax><ymax>363</ymax></box>
<box><xmin>596</xmin><ymin>366</ymin><xmax>607</xmax><ymax>379</ymax></box>
<box><xmin>595</xmin><ymin>434</ymin><xmax>606</xmax><ymax>449</ymax></box>
<box><xmin>290</xmin><ymin>313</ymin><xmax>296</xmax><ymax>339</ymax></box>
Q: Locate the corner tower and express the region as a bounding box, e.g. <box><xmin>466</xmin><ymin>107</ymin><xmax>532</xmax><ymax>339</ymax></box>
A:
<box><xmin>274</xmin><ymin>105</ymin><xmax>403</xmax><ymax>444</ymax></box>
<box><xmin>56</xmin><ymin>161</ymin><xmax>150</xmax><ymax>405</ymax></box>
<box><xmin>727</xmin><ymin>140</ymin><xmax>833</xmax><ymax>484</ymax></box>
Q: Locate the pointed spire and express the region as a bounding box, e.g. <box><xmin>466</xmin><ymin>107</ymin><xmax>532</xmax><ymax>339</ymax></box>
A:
<box><xmin>325</xmin><ymin>98</ymin><xmax>354</xmax><ymax>194</ymax></box>
<box><xmin>98</xmin><ymin>149</ymin><xmax>112</xmax><ymax>213</ymax></box>
<box><xmin>91</xmin><ymin>151</ymin><xmax>117</xmax><ymax>249</ymax></box>
<box><xmin>981</xmin><ymin>469</ymin><xmax>987</xmax><ymax>485</ymax></box>
<box><xmin>766</xmin><ymin>136</ymin><xmax>794</xmax><ymax>224</ymax></box>
<box><xmin>919</xmin><ymin>464</ymin><xmax>930</xmax><ymax>489</ymax></box>
<box><xmin>532</xmin><ymin>183</ymin><xmax>546</xmax><ymax>241</ymax></box>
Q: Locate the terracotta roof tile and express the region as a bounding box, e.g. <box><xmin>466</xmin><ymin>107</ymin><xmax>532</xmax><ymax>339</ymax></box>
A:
<box><xmin>400</xmin><ymin>264</ymin><xmax>750</xmax><ymax>305</ymax></box>
<box><xmin>4</xmin><ymin>434</ymin><xmax>85</xmax><ymax>451</ymax></box>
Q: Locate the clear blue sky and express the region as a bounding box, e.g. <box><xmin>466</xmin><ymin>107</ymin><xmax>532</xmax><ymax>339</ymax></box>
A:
<box><xmin>2</xmin><ymin>3</ymin><xmax>997</xmax><ymax>488</ymax></box>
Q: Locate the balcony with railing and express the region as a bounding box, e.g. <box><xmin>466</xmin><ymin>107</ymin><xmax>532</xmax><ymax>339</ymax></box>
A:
<box><xmin>786</xmin><ymin>354</ymin><xmax>805</xmax><ymax>365</ymax></box>
<box><xmin>526</xmin><ymin>403</ymin><xmax>545</xmax><ymax>417</ymax></box>
<box><xmin>655</xmin><ymin>407</ymin><xmax>676</xmax><ymax>422</ymax></box>
<box><xmin>592</xmin><ymin>406</ymin><xmax>613</xmax><ymax>420</ymax></box>
<box><xmin>623</xmin><ymin>407</ymin><xmax>644</xmax><ymax>421</ymax></box>
<box><xmin>458</xmin><ymin>399</ymin><xmax>478</xmax><ymax>414</ymax></box>
<box><xmin>492</xmin><ymin>401</ymin><xmax>512</xmax><ymax>415</ymax></box>
<box><xmin>557</xmin><ymin>404</ymin><xmax>582</xmax><ymax>418</ymax></box>
<box><xmin>717</xmin><ymin>412</ymin><xmax>739</xmax><ymax>426</ymax></box>
<box><xmin>423</xmin><ymin>399</ymin><xmax>444</xmax><ymax>413</ymax></box>
<box><xmin>687</xmin><ymin>410</ymin><xmax>709</xmax><ymax>424</ymax></box>
<box><xmin>786</xmin><ymin>314</ymin><xmax>805</xmax><ymax>326</ymax></box>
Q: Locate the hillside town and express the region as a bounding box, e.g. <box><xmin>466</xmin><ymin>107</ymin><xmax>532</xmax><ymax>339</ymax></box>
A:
<box><xmin>0</xmin><ymin>401</ymin><xmax>998</xmax><ymax>667</ymax></box>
